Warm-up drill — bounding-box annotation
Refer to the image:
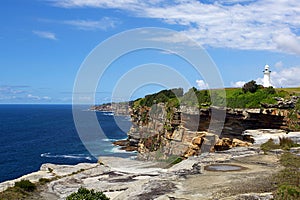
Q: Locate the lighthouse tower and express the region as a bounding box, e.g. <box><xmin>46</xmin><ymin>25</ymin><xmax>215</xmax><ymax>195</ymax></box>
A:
<box><xmin>263</xmin><ymin>64</ymin><xmax>271</xmax><ymax>87</ymax></box>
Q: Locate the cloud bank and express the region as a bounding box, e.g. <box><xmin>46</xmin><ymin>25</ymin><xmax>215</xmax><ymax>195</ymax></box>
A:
<box><xmin>50</xmin><ymin>0</ymin><xmax>300</xmax><ymax>54</ymax></box>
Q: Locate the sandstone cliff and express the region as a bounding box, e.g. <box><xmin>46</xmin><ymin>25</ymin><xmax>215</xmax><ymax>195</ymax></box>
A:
<box><xmin>122</xmin><ymin>102</ymin><xmax>299</xmax><ymax>161</ymax></box>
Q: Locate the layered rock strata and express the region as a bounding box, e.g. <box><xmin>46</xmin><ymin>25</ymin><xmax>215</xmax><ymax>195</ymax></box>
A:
<box><xmin>119</xmin><ymin>103</ymin><xmax>299</xmax><ymax>160</ymax></box>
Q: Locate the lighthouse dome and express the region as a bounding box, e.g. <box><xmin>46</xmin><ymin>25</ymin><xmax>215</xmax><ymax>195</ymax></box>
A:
<box><xmin>264</xmin><ymin>64</ymin><xmax>270</xmax><ymax>71</ymax></box>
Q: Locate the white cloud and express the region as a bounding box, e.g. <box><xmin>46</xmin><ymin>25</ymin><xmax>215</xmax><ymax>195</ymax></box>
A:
<box><xmin>196</xmin><ymin>79</ymin><xmax>209</xmax><ymax>90</ymax></box>
<box><xmin>231</xmin><ymin>81</ymin><xmax>246</xmax><ymax>87</ymax></box>
<box><xmin>270</xmin><ymin>67</ymin><xmax>300</xmax><ymax>88</ymax></box>
<box><xmin>63</xmin><ymin>17</ymin><xmax>118</xmax><ymax>30</ymax></box>
<box><xmin>273</xmin><ymin>31</ymin><xmax>300</xmax><ymax>55</ymax></box>
<box><xmin>27</xmin><ymin>94</ymin><xmax>40</xmax><ymax>100</ymax></box>
<box><xmin>27</xmin><ymin>94</ymin><xmax>52</xmax><ymax>100</ymax></box>
<box><xmin>50</xmin><ymin>0</ymin><xmax>300</xmax><ymax>54</ymax></box>
<box><xmin>275</xmin><ymin>61</ymin><xmax>283</xmax><ymax>69</ymax></box>
<box><xmin>33</xmin><ymin>30</ymin><xmax>57</xmax><ymax>40</ymax></box>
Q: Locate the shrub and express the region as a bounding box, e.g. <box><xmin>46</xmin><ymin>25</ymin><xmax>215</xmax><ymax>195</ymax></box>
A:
<box><xmin>279</xmin><ymin>137</ymin><xmax>300</xmax><ymax>150</ymax></box>
<box><xmin>66</xmin><ymin>187</ymin><xmax>109</xmax><ymax>200</ymax></box>
<box><xmin>260</xmin><ymin>138</ymin><xmax>300</xmax><ymax>153</ymax></box>
<box><xmin>260</xmin><ymin>139</ymin><xmax>280</xmax><ymax>153</ymax></box>
<box><xmin>14</xmin><ymin>180</ymin><xmax>36</xmax><ymax>192</ymax></box>
<box><xmin>242</xmin><ymin>80</ymin><xmax>259</xmax><ymax>93</ymax></box>
<box><xmin>264</xmin><ymin>86</ymin><xmax>276</xmax><ymax>94</ymax></box>
<box><xmin>38</xmin><ymin>178</ymin><xmax>51</xmax><ymax>184</ymax></box>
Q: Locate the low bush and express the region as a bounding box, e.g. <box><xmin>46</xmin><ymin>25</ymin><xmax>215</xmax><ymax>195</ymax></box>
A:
<box><xmin>66</xmin><ymin>187</ymin><xmax>109</xmax><ymax>200</ymax></box>
<box><xmin>39</xmin><ymin>178</ymin><xmax>51</xmax><ymax>184</ymax></box>
<box><xmin>260</xmin><ymin>139</ymin><xmax>280</xmax><ymax>153</ymax></box>
<box><xmin>14</xmin><ymin>180</ymin><xmax>36</xmax><ymax>192</ymax></box>
<box><xmin>260</xmin><ymin>137</ymin><xmax>300</xmax><ymax>153</ymax></box>
<box><xmin>279</xmin><ymin>137</ymin><xmax>300</xmax><ymax>150</ymax></box>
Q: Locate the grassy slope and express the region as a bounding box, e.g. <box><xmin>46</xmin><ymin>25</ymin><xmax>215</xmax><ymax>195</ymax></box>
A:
<box><xmin>276</xmin><ymin>87</ymin><xmax>300</xmax><ymax>94</ymax></box>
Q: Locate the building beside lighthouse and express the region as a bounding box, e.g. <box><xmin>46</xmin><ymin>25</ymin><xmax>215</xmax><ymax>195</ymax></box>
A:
<box><xmin>263</xmin><ymin>64</ymin><xmax>271</xmax><ymax>87</ymax></box>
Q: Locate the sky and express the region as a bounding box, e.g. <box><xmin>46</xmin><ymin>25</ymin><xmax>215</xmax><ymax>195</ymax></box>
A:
<box><xmin>1</xmin><ymin>0</ymin><xmax>300</xmax><ymax>104</ymax></box>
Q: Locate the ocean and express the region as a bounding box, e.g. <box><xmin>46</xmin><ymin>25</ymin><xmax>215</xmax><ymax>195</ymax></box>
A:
<box><xmin>0</xmin><ymin>104</ymin><xmax>134</xmax><ymax>183</ymax></box>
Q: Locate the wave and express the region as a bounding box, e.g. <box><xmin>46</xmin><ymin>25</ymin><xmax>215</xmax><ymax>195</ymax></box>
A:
<box><xmin>102</xmin><ymin>138</ymin><xmax>117</xmax><ymax>142</ymax></box>
<box><xmin>101</xmin><ymin>112</ymin><xmax>114</xmax><ymax>116</ymax></box>
<box><xmin>105</xmin><ymin>146</ymin><xmax>137</xmax><ymax>154</ymax></box>
<box><xmin>101</xmin><ymin>137</ymin><xmax>128</xmax><ymax>142</ymax></box>
<box><xmin>41</xmin><ymin>153</ymin><xmax>93</xmax><ymax>161</ymax></box>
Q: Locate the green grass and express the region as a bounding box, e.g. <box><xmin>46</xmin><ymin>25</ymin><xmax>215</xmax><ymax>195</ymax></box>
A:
<box><xmin>273</xmin><ymin>152</ymin><xmax>300</xmax><ymax>200</ymax></box>
<box><xmin>259</xmin><ymin>138</ymin><xmax>300</xmax><ymax>199</ymax></box>
<box><xmin>277</xmin><ymin>87</ymin><xmax>300</xmax><ymax>95</ymax></box>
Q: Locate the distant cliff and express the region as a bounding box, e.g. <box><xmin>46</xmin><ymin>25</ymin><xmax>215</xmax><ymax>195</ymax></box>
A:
<box><xmin>90</xmin><ymin>102</ymin><xmax>130</xmax><ymax>115</ymax></box>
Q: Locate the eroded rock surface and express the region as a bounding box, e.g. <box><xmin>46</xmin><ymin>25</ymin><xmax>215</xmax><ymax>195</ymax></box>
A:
<box><xmin>1</xmin><ymin>146</ymin><xmax>286</xmax><ymax>200</ymax></box>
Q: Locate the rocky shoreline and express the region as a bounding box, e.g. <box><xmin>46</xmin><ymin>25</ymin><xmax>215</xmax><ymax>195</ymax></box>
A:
<box><xmin>1</xmin><ymin>129</ymin><xmax>300</xmax><ymax>200</ymax></box>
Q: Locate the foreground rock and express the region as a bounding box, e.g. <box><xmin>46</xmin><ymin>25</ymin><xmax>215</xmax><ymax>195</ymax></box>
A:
<box><xmin>1</xmin><ymin>146</ymin><xmax>285</xmax><ymax>200</ymax></box>
<box><xmin>243</xmin><ymin>129</ymin><xmax>300</xmax><ymax>144</ymax></box>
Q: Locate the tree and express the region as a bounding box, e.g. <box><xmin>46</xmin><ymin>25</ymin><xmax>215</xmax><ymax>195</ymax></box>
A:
<box><xmin>242</xmin><ymin>80</ymin><xmax>258</xmax><ymax>93</ymax></box>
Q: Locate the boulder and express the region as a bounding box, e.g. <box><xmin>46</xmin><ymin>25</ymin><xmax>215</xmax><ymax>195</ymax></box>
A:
<box><xmin>232</xmin><ymin>138</ymin><xmax>252</xmax><ymax>147</ymax></box>
<box><xmin>213</xmin><ymin>138</ymin><xmax>252</xmax><ymax>151</ymax></box>
<box><xmin>192</xmin><ymin>137</ymin><xmax>203</xmax><ymax>145</ymax></box>
<box><xmin>214</xmin><ymin>138</ymin><xmax>233</xmax><ymax>151</ymax></box>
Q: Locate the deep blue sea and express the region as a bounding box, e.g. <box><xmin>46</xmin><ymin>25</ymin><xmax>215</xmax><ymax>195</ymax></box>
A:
<box><xmin>0</xmin><ymin>104</ymin><xmax>134</xmax><ymax>183</ymax></box>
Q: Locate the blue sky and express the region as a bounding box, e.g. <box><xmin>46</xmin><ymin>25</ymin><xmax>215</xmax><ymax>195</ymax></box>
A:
<box><xmin>1</xmin><ymin>0</ymin><xmax>300</xmax><ymax>104</ymax></box>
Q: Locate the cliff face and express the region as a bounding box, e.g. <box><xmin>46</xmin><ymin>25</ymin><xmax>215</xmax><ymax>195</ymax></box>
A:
<box><xmin>126</xmin><ymin>103</ymin><xmax>299</xmax><ymax>160</ymax></box>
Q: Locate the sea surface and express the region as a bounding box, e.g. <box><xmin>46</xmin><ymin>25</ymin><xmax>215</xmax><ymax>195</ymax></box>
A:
<box><xmin>0</xmin><ymin>104</ymin><xmax>134</xmax><ymax>183</ymax></box>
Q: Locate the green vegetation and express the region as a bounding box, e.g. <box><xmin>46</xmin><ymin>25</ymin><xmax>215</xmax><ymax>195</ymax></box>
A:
<box><xmin>38</xmin><ymin>178</ymin><xmax>51</xmax><ymax>184</ymax></box>
<box><xmin>133</xmin><ymin>88</ymin><xmax>183</xmax><ymax>108</ymax></box>
<box><xmin>277</xmin><ymin>87</ymin><xmax>300</xmax><ymax>95</ymax></box>
<box><xmin>133</xmin><ymin>81</ymin><xmax>299</xmax><ymax>110</ymax></box>
<box><xmin>288</xmin><ymin>99</ymin><xmax>300</xmax><ymax>130</ymax></box>
<box><xmin>14</xmin><ymin>180</ymin><xmax>36</xmax><ymax>192</ymax></box>
<box><xmin>274</xmin><ymin>152</ymin><xmax>300</xmax><ymax>200</ymax></box>
<box><xmin>66</xmin><ymin>187</ymin><xmax>109</xmax><ymax>200</ymax></box>
<box><xmin>181</xmin><ymin>87</ymin><xmax>211</xmax><ymax>107</ymax></box>
<box><xmin>242</xmin><ymin>80</ymin><xmax>260</xmax><ymax>93</ymax></box>
<box><xmin>260</xmin><ymin>138</ymin><xmax>281</xmax><ymax>153</ymax></box>
<box><xmin>260</xmin><ymin>139</ymin><xmax>300</xmax><ymax>199</ymax></box>
<box><xmin>226</xmin><ymin>81</ymin><xmax>282</xmax><ymax>108</ymax></box>
<box><xmin>260</xmin><ymin>137</ymin><xmax>300</xmax><ymax>153</ymax></box>
<box><xmin>0</xmin><ymin>180</ymin><xmax>37</xmax><ymax>199</ymax></box>
<box><xmin>168</xmin><ymin>156</ymin><xmax>183</xmax><ymax>166</ymax></box>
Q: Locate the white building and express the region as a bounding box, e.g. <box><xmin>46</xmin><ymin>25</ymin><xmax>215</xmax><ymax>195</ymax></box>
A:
<box><xmin>263</xmin><ymin>64</ymin><xmax>271</xmax><ymax>87</ymax></box>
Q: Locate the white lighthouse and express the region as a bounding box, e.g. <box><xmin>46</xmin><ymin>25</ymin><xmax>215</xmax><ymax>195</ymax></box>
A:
<box><xmin>263</xmin><ymin>64</ymin><xmax>271</xmax><ymax>87</ymax></box>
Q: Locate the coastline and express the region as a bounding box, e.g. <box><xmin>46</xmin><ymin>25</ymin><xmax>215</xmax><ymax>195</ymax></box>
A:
<box><xmin>2</xmin><ymin>128</ymin><xmax>300</xmax><ymax>199</ymax></box>
<box><xmin>0</xmin><ymin>144</ymin><xmax>289</xmax><ymax>200</ymax></box>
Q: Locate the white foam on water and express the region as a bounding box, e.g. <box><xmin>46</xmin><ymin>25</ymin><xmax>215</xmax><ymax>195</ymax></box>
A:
<box><xmin>40</xmin><ymin>153</ymin><xmax>93</xmax><ymax>161</ymax></box>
